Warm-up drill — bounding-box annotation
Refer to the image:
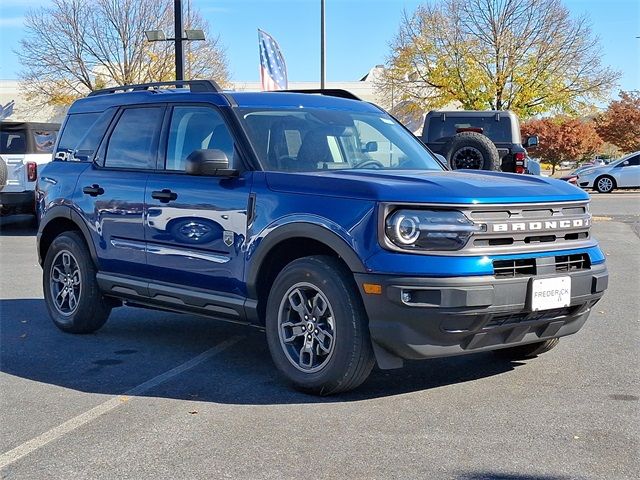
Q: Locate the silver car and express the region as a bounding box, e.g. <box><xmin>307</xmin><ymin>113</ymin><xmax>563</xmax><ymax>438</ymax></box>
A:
<box><xmin>577</xmin><ymin>152</ymin><xmax>640</xmax><ymax>193</ymax></box>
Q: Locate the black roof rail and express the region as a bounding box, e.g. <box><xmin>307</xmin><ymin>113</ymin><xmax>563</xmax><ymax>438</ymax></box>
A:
<box><xmin>87</xmin><ymin>80</ymin><xmax>222</xmax><ymax>97</ymax></box>
<box><xmin>277</xmin><ymin>89</ymin><xmax>362</xmax><ymax>101</ymax></box>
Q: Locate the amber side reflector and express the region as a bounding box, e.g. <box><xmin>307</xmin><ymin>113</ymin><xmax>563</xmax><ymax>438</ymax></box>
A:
<box><xmin>363</xmin><ymin>283</ymin><xmax>382</xmax><ymax>295</ymax></box>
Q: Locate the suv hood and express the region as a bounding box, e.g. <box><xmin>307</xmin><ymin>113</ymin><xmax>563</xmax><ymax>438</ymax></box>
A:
<box><xmin>265</xmin><ymin>169</ymin><xmax>588</xmax><ymax>204</ymax></box>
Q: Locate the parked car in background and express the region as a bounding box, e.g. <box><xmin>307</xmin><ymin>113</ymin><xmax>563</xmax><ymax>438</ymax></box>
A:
<box><xmin>560</xmin><ymin>164</ymin><xmax>602</xmax><ymax>185</ymax></box>
<box><xmin>420</xmin><ymin>110</ymin><xmax>538</xmax><ymax>173</ymax></box>
<box><xmin>525</xmin><ymin>157</ymin><xmax>541</xmax><ymax>175</ymax></box>
<box><xmin>577</xmin><ymin>152</ymin><xmax>640</xmax><ymax>193</ymax></box>
<box><xmin>0</xmin><ymin>121</ymin><xmax>59</xmax><ymax>217</ymax></box>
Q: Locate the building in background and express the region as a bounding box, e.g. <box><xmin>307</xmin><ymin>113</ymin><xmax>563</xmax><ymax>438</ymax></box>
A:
<box><xmin>1</xmin><ymin>67</ymin><xmax>440</xmax><ymax>132</ymax></box>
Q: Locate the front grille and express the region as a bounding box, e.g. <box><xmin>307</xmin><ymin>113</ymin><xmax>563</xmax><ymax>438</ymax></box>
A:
<box><xmin>493</xmin><ymin>259</ymin><xmax>536</xmax><ymax>277</ymax></box>
<box><xmin>492</xmin><ymin>253</ymin><xmax>591</xmax><ymax>278</ymax></box>
<box><xmin>463</xmin><ymin>201</ymin><xmax>592</xmax><ymax>254</ymax></box>
<box><xmin>555</xmin><ymin>253</ymin><xmax>590</xmax><ymax>272</ymax></box>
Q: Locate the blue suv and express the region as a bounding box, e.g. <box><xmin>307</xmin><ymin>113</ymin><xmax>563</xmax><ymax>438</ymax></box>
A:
<box><xmin>37</xmin><ymin>80</ymin><xmax>608</xmax><ymax>395</ymax></box>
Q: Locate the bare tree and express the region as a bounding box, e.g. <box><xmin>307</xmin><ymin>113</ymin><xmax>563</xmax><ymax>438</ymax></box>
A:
<box><xmin>378</xmin><ymin>0</ymin><xmax>620</xmax><ymax>118</ymax></box>
<box><xmin>18</xmin><ymin>0</ymin><xmax>230</xmax><ymax>106</ymax></box>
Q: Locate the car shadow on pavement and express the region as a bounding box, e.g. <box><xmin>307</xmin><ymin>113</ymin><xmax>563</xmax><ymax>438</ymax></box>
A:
<box><xmin>457</xmin><ymin>474</ymin><xmax>571</xmax><ymax>480</ymax></box>
<box><xmin>1</xmin><ymin>298</ymin><xmax>525</xmax><ymax>405</ymax></box>
<box><xmin>0</xmin><ymin>215</ymin><xmax>37</xmax><ymax>236</ymax></box>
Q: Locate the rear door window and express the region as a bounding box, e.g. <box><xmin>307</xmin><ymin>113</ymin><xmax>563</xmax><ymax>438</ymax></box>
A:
<box><xmin>104</xmin><ymin>107</ymin><xmax>164</xmax><ymax>169</ymax></box>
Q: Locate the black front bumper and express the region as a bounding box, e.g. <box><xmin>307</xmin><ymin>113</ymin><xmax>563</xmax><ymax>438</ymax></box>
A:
<box><xmin>355</xmin><ymin>263</ymin><xmax>608</xmax><ymax>368</ymax></box>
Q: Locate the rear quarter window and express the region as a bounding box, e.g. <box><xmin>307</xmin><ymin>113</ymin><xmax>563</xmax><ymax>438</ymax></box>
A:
<box><xmin>0</xmin><ymin>130</ymin><xmax>27</xmax><ymax>154</ymax></box>
<box><xmin>57</xmin><ymin>113</ymin><xmax>101</xmax><ymax>153</ymax></box>
<box><xmin>32</xmin><ymin>130</ymin><xmax>58</xmax><ymax>153</ymax></box>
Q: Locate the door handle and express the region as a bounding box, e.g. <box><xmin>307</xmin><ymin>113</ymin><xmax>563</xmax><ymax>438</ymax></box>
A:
<box><xmin>82</xmin><ymin>184</ymin><xmax>104</xmax><ymax>197</ymax></box>
<box><xmin>151</xmin><ymin>189</ymin><xmax>178</xmax><ymax>203</ymax></box>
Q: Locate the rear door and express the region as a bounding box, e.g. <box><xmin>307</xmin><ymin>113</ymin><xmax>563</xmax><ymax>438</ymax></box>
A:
<box><xmin>75</xmin><ymin>105</ymin><xmax>164</xmax><ymax>277</ymax></box>
<box><xmin>144</xmin><ymin>104</ymin><xmax>252</xmax><ymax>297</ymax></box>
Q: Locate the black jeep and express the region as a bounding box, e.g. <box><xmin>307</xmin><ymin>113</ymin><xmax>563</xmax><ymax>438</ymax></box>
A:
<box><xmin>420</xmin><ymin>110</ymin><xmax>538</xmax><ymax>173</ymax></box>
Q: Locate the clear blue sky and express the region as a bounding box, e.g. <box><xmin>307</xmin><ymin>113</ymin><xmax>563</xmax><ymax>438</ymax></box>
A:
<box><xmin>1</xmin><ymin>0</ymin><xmax>638</xmax><ymax>96</ymax></box>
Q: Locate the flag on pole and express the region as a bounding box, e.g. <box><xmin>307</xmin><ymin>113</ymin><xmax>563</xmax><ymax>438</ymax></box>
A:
<box><xmin>258</xmin><ymin>29</ymin><xmax>288</xmax><ymax>91</ymax></box>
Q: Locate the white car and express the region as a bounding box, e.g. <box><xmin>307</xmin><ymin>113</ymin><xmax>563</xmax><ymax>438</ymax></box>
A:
<box><xmin>577</xmin><ymin>152</ymin><xmax>640</xmax><ymax>193</ymax></box>
<box><xmin>0</xmin><ymin>122</ymin><xmax>59</xmax><ymax>216</ymax></box>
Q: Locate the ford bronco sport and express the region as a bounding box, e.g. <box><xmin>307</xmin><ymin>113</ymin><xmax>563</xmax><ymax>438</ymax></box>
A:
<box><xmin>37</xmin><ymin>80</ymin><xmax>608</xmax><ymax>395</ymax></box>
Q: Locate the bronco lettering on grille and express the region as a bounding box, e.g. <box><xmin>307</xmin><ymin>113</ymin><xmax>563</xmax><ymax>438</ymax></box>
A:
<box><xmin>491</xmin><ymin>218</ymin><xmax>589</xmax><ymax>233</ymax></box>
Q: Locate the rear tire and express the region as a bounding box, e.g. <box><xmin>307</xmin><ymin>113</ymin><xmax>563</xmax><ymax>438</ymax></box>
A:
<box><xmin>492</xmin><ymin>338</ymin><xmax>560</xmax><ymax>360</ymax></box>
<box><xmin>443</xmin><ymin>132</ymin><xmax>500</xmax><ymax>171</ymax></box>
<box><xmin>43</xmin><ymin>232</ymin><xmax>111</xmax><ymax>333</ymax></box>
<box><xmin>595</xmin><ymin>175</ymin><xmax>616</xmax><ymax>193</ymax></box>
<box><xmin>265</xmin><ymin>255</ymin><xmax>375</xmax><ymax>395</ymax></box>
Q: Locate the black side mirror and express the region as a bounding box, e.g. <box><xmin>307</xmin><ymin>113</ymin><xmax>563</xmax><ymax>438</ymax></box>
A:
<box><xmin>526</xmin><ymin>135</ymin><xmax>539</xmax><ymax>148</ymax></box>
<box><xmin>363</xmin><ymin>141</ymin><xmax>378</xmax><ymax>153</ymax></box>
<box><xmin>185</xmin><ymin>149</ymin><xmax>238</xmax><ymax>177</ymax></box>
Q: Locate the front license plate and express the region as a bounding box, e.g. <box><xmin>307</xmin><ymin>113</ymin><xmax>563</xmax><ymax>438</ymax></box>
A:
<box><xmin>531</xmin><ymin>277</ymin><xmax>571</xmax><ymax>311</ymax></box>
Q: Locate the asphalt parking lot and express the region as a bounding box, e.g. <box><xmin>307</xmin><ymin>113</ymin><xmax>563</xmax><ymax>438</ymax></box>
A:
<box><xmin>1</xmin><ymin>192</ymin><xmax>638</xmax><ymax>480</ymax></box>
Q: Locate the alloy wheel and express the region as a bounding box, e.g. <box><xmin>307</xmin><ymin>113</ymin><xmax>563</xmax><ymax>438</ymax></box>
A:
<box><xmin>277</xmin><ymin>282</ymin><xmax>336</xmax><ymax>373</ymax></box>
<box><xmin>49</xmin><ymin>250</ymin><xmax>82</xmax><ymax>316</ymax></box>
<box><xmin>597</xmin><ymin>177</ymin><xmax>613</xmax><ymax>193</ymax></box>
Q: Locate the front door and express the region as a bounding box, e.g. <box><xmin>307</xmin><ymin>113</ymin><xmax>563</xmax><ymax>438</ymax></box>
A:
<box><xmin>75</xmin><ymin>105</ymin><xmax>164</xmax><ymax>277</ymax></box>
<box><xmin>615</xmin><ymin>154</ymin><xmax>640</xmax><ymax>187</ymax></box>
<box><xmin>144</xmin><ymin>104</ymin><xmax>252</xmax><ymax>296</ymax></box>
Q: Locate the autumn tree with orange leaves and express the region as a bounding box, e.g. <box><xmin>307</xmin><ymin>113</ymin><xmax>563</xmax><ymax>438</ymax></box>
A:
<box><xmin>596</xmin><ymin>91</ymin><xmax>640</xmax><ymax>153</ymax></box>
<box><xmin>522</xmin><ymin>117</ymin><xmax>602</xmax><ymax>174</ymax></box>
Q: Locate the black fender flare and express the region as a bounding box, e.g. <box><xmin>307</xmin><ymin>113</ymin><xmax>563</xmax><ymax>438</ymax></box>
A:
<box><xmin>37</xmin><ymin>205</ymin><xmax>99</xmax><ymax>267</ymax></box>
<box><xmin>245</xmin><ymin>222</ymin><xmax>366</xmax><ymax>299</ymax></box>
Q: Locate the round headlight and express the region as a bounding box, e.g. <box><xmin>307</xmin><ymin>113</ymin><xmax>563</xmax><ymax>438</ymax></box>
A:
<box><xmin>394</xmin><ymin>215</ymin><xmax>420</xmax><ymax>245</ymax></box>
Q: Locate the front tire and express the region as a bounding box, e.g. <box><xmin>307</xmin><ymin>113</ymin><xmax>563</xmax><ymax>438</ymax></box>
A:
<box><xmin>43</xmin><ymin>232</ymin><xmax>111</xmax><ymax>333</ymax></box>
<box><xmin>595</xmin><ymin>175</ymin><xmax>616</xmax><ymax>193</ymax></box>
<box><xmin>492</xmin><ymin>338</ymin><xmax>560</xmax><ymax>360</ymax></box>
<box><xmin>265</xmin><ymin>256</ymin><xmax>375</xmax><ymax>395</ymax></box>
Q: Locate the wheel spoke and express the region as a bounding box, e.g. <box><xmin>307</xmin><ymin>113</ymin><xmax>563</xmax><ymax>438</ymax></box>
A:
<box><xmin>55</xmin><ymin>287</ymin><xmax>67</xmax><ymax>307</ymax></box>
<box><xmin>288</xmin><ymin>288</ymin><xmax>310</xmax><ymax>320</ymax></box>
<box><xmin>298</xmin><ymin>339</ymin><xmax>315</xmax><ymax>369</ymax></box>
<box><xmin>51</xmin><ymin>266</ymin><xmax>65</xmax><ymax>283</ymax></box>
<box><xmin>311</xmin><ymin>293</ymin><xmax>328</xmax><ymax>319</ymax></box>
<box><xmin>62</xmin><ymin>253</ymin><xmax>72</xmax><ymax>274</ymax></box>
<box><xmin>68</xmin><ymin>290</ymin><xmax>78</xmax><ymax>311</ymax></box>
<box><xmin>281</xmin><ymin>321</ymin><xmax>306</xmax><ymax>343</ymax></box>
<box><xmin>314</xmin><ymin>326</ymin><xmax>333</xmax><ymax>353</ymax></box>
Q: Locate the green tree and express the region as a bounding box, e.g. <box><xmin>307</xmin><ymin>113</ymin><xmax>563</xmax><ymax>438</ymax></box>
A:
<box><xmin>18</xmin><ymin>0</ymin><xmax>230</xmax><ymax>107</ymax></box>
<box><xmin>379</xmin><ymin>0</ymin><xmax>619</xmax><ymax>118</ymax></box>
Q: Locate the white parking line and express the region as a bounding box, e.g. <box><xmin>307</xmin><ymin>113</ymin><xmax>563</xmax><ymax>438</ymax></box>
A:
<box><xmin>0</xmin><ymin>336</ymin><xmax>243</xmax><ymax>470</ymax></box>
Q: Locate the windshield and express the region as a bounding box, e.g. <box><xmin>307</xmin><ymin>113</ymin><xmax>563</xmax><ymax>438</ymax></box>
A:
<box><xmin>236</xmin><ymin>108</ymin><xmax>443</xmax><ymax>172</ymax></box>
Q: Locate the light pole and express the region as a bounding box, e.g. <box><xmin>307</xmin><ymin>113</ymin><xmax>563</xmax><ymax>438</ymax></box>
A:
<box><xmin>145</xmin><ymin>0</ymin><xmax>205</xmax><ymax>81</ymax></box>
<box><xmin>320</xmin><ymin>0</ymin><xmax>326</xmax><ymax>89</ymax></box>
